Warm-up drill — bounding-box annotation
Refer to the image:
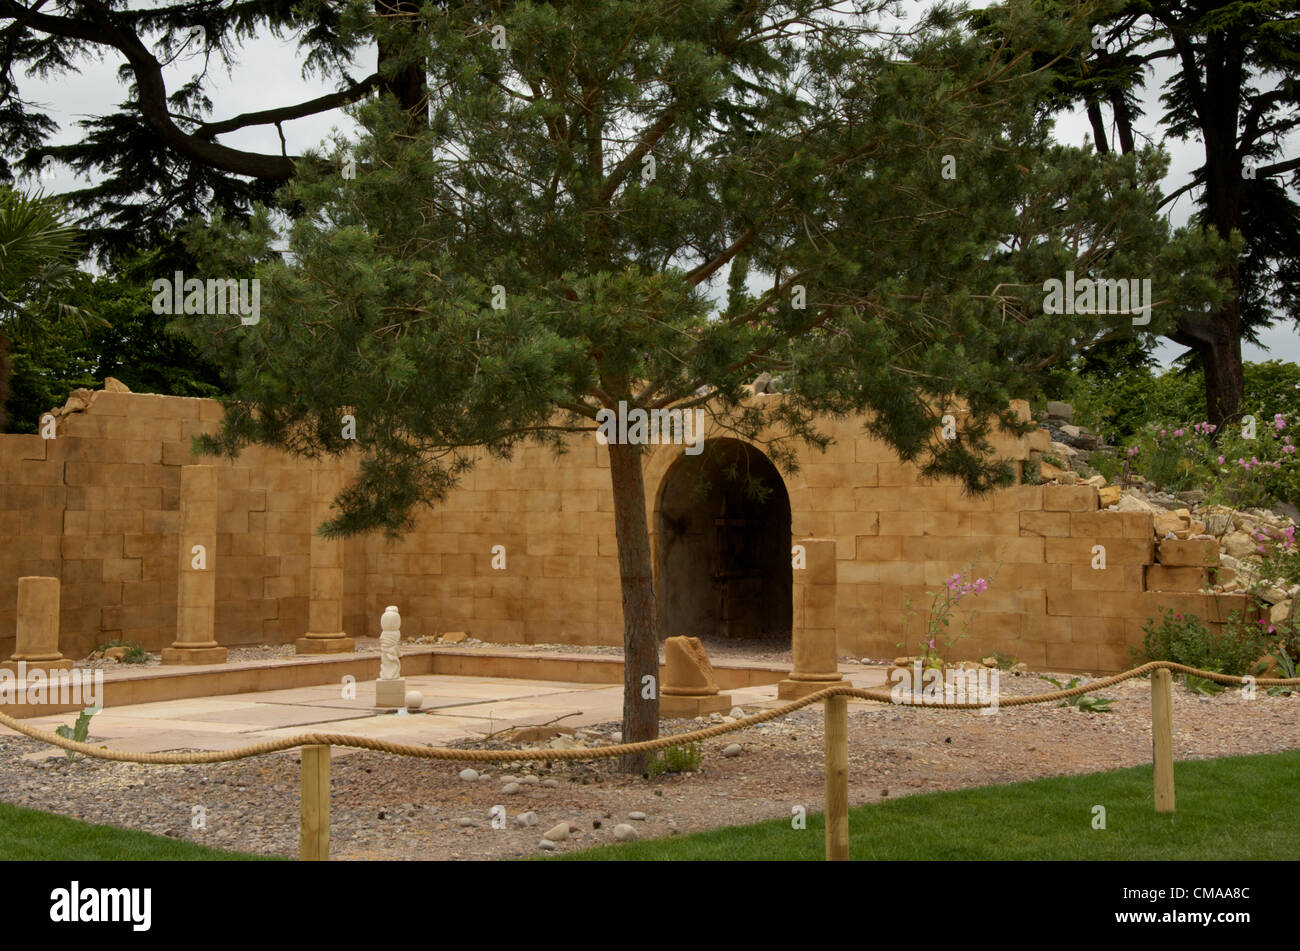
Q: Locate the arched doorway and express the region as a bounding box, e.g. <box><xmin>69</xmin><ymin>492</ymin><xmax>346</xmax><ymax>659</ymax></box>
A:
<box><xmin>655</xmin><ymin>439</ymin><xmax>792</xmax><ymax>644</ymax></box>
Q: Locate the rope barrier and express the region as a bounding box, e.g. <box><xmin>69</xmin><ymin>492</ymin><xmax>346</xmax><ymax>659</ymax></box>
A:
<box><xmin>0</xmin><ymin>660</ymin><xmax>1293</xmax><ymax>765</ymax></box>
<box><xmin>4</xmin><ymin>660</ymin><xmax>1295</xmax><ymax>861</ymax></box>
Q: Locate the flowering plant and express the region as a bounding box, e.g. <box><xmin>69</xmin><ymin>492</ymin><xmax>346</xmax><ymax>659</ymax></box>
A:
<box><xmin>899</xmin><ymin>560</ymin><xmax>998</xmax><ymax>668</ymax></box>
<box><xmin>1125</xmin><ymin>413</ymin><xmax>1298</xmax><ymax>508</ymax></box>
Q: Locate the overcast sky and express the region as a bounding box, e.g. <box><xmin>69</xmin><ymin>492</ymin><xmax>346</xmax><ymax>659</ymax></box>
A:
<box><xmin>16</xmin><ymin>2</ymin><xmax>1299</xmax><ymax>368</ymax></box>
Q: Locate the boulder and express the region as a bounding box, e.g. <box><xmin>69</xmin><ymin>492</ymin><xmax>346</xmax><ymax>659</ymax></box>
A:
<box><xmin>1153</xmin><ymin>509</ymin><xmax>1191</xmax><ymax>538</ymax></box>
<box><xmin>1269</xmin><ymin>600</ymin><xmax>1291</xmax><ymax>626</ymax></box>
<box><xmin>1221</xmin><ymin>532</ymin><xmax>1258</xmax><ymax>559</ymax></box>
<box><xmin>1098</xmin><ymin>485</ymin><xmax>1122</xmax><ymax>508</ymax></box>
<box><xmin>1116</xmin><ymin>492</ymin><xmax>1162</xmax><ymax>515</ymax></box>
<box><xmin>1260</xmin><ymin>586</ymin><xmax>1289</xmax><ymax>605</ymax></box>
<box><xmin>1045</xmin><ymin>401</ymin><xmax>1074</xmax><ymax>422</ymax></box>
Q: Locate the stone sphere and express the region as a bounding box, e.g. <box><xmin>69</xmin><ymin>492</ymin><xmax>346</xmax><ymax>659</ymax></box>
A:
<box><xmin>404</xmin><ymin>690</ymin><xmax>423</xmax><ymax>711</ymax></box>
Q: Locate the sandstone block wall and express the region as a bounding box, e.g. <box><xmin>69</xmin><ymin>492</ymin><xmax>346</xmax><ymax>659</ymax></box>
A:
<box><xmin>0</xmin><ymin>390</ymin><xmax>1251</xmax><ymax>671</ymax></box>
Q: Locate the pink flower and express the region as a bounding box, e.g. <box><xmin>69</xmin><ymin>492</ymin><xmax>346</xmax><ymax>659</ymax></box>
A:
<box><xmin>1217</xmin><ymin>456</ymin><xmax>1226</xmax><ymax>465</ymax></box>
<box><xmin>1173</xmin><ymin>428</ymin><xmax>1185</xmax><ymax>437</ymax></box>
<box><xmin>945</xmin><ymin>574</ymin><xmax>961</xmax><ymax>591</ymax></box>
<box><xmin>1127</xmin><ymin>446</ymin><xmax>1139</xmax><ymax>457</ymax></box>
<box><xmin>973</xmin><ymin>578</ymin><xmax>988</xmax><ymax>593</ymax></box>
<box><xmin>1275</xmin><ymin>414</ymin><xmax>1285</xmax><ymax>430</ymax></box>
<box><xmin>1159</xmin><ymin>429</ymin><xmax>1166</xmax><ymax>437</ymax></box>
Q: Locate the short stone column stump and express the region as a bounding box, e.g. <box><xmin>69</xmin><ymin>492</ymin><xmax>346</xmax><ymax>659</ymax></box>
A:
<box><xmin>2</xmin><ymin>577</ymin><xmax>73</xmax><ymax>673</ymax></box>
<box><xmin>660</xmin><ymin>636</ymin><xmax>732</xmax><ymax>718</ymax></box>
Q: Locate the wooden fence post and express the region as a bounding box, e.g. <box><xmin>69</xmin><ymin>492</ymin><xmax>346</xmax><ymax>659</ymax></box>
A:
<box><xmin>300</xmin><ymin>744</ymin><xmax>331</xmax><ymax>860</ymax></box>
<box><xmin>824</xmin><ymin>693</ymin><xmax>849</xmax><ymax>860</ymax></box>
<box><xmin>1151</xmin><ymin>668</ymin><xmax>1175</xmax><ymax>814</ymax></box>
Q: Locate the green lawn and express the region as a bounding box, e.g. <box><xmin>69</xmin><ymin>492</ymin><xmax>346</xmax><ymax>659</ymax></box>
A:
<box><xmin>0</xmin><ymin>801</ymin><xmax>276</xmax><ymax>860</ymax></box>
<box><xmin>556</xmin><ymin>750</ymin><xmax>1300</xmax><ymax>861</ymax></box>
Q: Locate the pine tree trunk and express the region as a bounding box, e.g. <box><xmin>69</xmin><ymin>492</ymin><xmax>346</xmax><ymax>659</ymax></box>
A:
<box><xmin>606</xmin><ymin>439</ymin><xmax>660</xmax><ymax>774</ymax></box>
<box><xmin>374</xmin><ymin>0</ymin><xmax>427</xmax><ymax>123</ymax></box>
<box><xmin>1202</xmin><ymin>319</ymin><xmax>1245</xmax><ymax>429</ymax></box>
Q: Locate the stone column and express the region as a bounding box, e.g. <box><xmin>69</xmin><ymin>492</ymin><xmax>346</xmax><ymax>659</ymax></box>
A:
<box><xmin>2</xmin><ymin>577</ymin><xmax>72</xmax><ymax>672</ymax></box>
<box><xmin>295</xmin><ymin>466</ymin><xmax>354</xmax><ymax>654</ymax></box>
<box><xmin>660</xmin><ymin>635</ymin><xmax>732</xmax><ymax>717</ymax></box>
<box><xmin>162</xmin><ymin>465</ymin><xmax>228</xmax><ymax>664</ymax></box>
<box><xmin>779</xmin><ymin>537</ymin><xmax>843</xmax><ymax>699</ymax></box>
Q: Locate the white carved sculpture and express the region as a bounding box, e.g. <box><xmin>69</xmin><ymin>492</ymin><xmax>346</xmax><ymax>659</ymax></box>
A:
<box><xmin>379</xmin><ymin>605</ymin><xmax>401</xmax><ymax>681</ymax></box>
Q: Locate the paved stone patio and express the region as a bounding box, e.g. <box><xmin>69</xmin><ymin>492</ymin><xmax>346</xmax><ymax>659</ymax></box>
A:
<box><xmin>0</xmin><ymin>660</ymin><xmax>890</xmax><ymax>758</ymax></box>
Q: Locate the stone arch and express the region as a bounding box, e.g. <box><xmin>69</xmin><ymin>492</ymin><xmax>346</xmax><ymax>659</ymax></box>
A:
<box><xmin>652</xmin><ymin>438</ymin><xmax>793</xmax><ymax>643</ymax></box>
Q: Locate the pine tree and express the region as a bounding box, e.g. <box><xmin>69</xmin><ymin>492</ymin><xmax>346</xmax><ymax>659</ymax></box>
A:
<box><xmin>181</xmin><ymin>0</ymin><xmax>1222</xmax><ymax>771</ymax></box>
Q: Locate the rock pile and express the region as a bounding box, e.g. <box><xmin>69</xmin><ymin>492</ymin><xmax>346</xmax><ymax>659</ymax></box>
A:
<box><xmin>47</xmin><ymin>377</ymin><xmax>131</xmax><ymax>419</ymax></box>
<box><xmin>1030</xmin><ymin>400</ymin><xmax>1299</xmax><ymax>629</ymax></box>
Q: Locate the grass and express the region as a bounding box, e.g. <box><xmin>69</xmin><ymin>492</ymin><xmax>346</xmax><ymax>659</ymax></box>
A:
<box><xmin>0</xmin><ymin>801</ymin><xmax>278</xmax><ymax>860</ymax></box>
<box><xmin>553</xmin><ymin>750</ymin><xmax>1300</xmax><ymax>861</ymax></box>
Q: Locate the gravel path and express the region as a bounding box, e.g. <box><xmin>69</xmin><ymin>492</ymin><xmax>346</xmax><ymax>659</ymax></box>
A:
<box><xmin>1</xmin><ymin>670</ymin><xmax>1294</xmax><ymax>860</ymax></box>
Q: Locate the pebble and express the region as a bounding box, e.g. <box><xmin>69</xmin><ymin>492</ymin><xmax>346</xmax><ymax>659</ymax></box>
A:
<box><xmin>613</xmin><ymin>823</ymin><xmax>638</xmax><ymax>841</ymax></box>
<box><xmin>502</xmin><ymin>782</ymin><xmax>521</xmax><ymax>795</ymax></box>
<box><xmin>478</xmin><ymin>774</ymin><xmax>492</xmax><ymax>782</ymax></box>
<box><xmin>543</xmin><ymin>822</ymin><xmax>570</xmax><ymax>842</ymax></box>
<box><xmin>723</xmin><ymin>743</ymin><xmax>742</xmax><ymax>757</ymax></box>
<box><xmin>513</xmin><ymin>811</ymin><xmax>538</xmax><ymax>827</ymax></box>
<box><xmin>458</xmin><ymin>768</ymin><xmax>479</xmax><ymax>782</ymax></box>
<box><xmin>455</xmin><ymin>817</ymin><xmax>478</xmax><ymax>827</ymax></box>
<box><xmin>539</xmin><ymin>839</ymin><xmax>556</xmax><ymax>850</ymax></box>
<box><xmin>610</xmin><ymin>732</ymin><xmax>622</xmax><ymax>743</ymax></box>
<box><xmin>541</xmin><ymin>778</ymin><xmax>560</xmax><ymax>788</ymax></box>
<box><xmin>628</xmin><ymin>811</ymin><xmax>647</xmax><ymax>821</ymax></box>
<box><xmin>500</xmin><ymin>775</ymin><xmax>517</xmax><ymax>784</ymax></box>
<box><xmin>518</xmin><ymin>775</ymin><xmax>540</xmax><ymax>785</ymax></box>
<box><xmin>729</xmin><ymin>707</ymin><xmax>745</xmax><ymax>718</ymax></box>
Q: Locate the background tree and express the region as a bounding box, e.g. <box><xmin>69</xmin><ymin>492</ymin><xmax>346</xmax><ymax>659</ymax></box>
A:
<box><xmin>182</xmin><ymin>0</ymin><xmax>1220</xmax><ymax>771</ymax></box>
<box><xmin>0</xmin><ymin>0</ymin><xmax>434</xmax><ymax>255</ymax></box>
<box><xmin>0</xmin><ymin>185</ymin><xmax>99</xmax><ymax>427</ymax></box>
<box><xmin>999</xmin><ymin>0</ymin><xmax>1300</xmax><ymax>427</ymax></box>
<box><xmin>2</xmin><ymin>240</ymin><xmax>225</xmax><ymax>431</ymax></box>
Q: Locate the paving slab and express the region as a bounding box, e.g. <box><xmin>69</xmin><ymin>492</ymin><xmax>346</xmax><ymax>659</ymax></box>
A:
<box><xmin>0</xmin><ymin>666</ymin><xmax>891</xmax><ymax>756</ymax></box>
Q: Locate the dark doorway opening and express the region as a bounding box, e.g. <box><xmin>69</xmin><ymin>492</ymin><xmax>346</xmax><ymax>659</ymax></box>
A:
<box><xmin>656</xmin><ymin>439</ymin><xmax>792</xmax><ymax>646</ymax></box>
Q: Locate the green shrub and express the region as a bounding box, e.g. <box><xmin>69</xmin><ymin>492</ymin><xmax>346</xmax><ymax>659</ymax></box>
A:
<box><xmin>54</xmin><ymin>707</ymin><xmax>97</xmax><ymax>761</ymax></box>
<box><xmin>1136</xmin><ymin>609</ymin><xmax>1269</xmax><ymax>676</ymax></box>
<box><xmin>1086</xmin><ymin>450</ymin><xmax>1121</xmax><ymax>483</ymax></box>
<box><xmin>1037</xmin><ymin>674</ymin><xmax>1114</xmax><ymax>711</ymax></box>
<box><xmin>648</xmin><ymin>741</ymin><xmax>702</xmax><ymax>777</ymax></box>
<box><xmin>97</xmin><ymin>638</ymin><xmax>149</xmax><ymax>664</ymax></box>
